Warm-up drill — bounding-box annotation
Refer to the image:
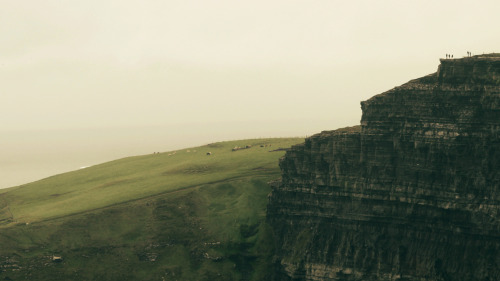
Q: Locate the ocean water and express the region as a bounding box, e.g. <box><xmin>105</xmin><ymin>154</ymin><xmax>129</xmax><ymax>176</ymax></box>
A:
<box><xmin>0</xmin><ymin>126</ymin><xmax>187</xmax><ymax>189</ymax></box>
<box><xmin>0</xmin><ymin>120</ymin><xmax>335</xmax><ymax>189</ymax></box>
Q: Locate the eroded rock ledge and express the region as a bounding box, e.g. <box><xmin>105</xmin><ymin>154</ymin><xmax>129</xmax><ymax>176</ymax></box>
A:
<box><xmin>267</xmin><ymin>54</ymin><xmax>500</xmax><ymax>281</ymax></box>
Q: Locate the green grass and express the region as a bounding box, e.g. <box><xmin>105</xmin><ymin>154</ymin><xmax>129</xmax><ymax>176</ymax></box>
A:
<box><xmin>0</xmin><ymin>137</ymin><xmax>302</xmax><ymax>280</ymax></box>
<box><xmin>0</xmin><ymin>138</ymin><xmax>300</xmax><ymax>224</ymax></box>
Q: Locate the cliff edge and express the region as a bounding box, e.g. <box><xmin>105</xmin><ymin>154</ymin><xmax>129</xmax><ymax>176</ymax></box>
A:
<box><xmin>267</xmin><ymin>54</ymin><xmax>500</xmax><ymax>281</ymax></box>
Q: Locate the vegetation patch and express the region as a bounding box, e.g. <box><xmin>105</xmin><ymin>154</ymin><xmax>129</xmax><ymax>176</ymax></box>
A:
<box><xmin>0</xmin><ymin>138</ymin><xmax>303</xmax><ymax>280</ymax></box>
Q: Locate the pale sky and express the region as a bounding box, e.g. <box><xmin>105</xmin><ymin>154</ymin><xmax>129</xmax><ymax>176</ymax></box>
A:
<box><xmin>1</xmin><ymin>0</ymin><xmax>499</xmax><ymax>188</ymax></box>
<box><xmin>2</xmin><ymin>0</ymin><xmax>499</xmax><ymax>132</ymax></box>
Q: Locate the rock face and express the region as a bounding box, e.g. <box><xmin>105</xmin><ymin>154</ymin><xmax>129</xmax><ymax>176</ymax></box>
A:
<box><xmin>267</xmin><ymin>54</ymin><xmax>500</xmax><ymax>281</ymax></box>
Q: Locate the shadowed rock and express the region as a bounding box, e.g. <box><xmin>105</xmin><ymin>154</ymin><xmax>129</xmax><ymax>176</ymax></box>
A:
<box><xmin>267</xmin><ymin>54</ymin><xmax>500</xmax><ymax>281</ymax></box>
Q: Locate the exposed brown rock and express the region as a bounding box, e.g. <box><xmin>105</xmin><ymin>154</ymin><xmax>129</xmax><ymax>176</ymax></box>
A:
<box><xmin>267</xmin><ymin>54</ymin><xmax>500</xmax><ymax>281</ymax></box>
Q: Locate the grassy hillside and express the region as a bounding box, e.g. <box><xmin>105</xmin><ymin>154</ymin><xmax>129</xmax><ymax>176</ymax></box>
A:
<box><xmin>0</xmin><ymin>138</ymin><xmax>302</xmax><ymax>280</ymax></box>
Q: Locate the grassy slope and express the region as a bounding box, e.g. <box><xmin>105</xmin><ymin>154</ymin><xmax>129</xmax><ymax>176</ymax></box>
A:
<box><xmin>0</xmin><ymin>138</ymin><xmax>302</xmax><ymax>281</ymax></box>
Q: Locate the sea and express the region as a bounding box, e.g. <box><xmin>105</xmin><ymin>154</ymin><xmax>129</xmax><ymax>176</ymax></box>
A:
<box><xmin>0</xmin><ymin>120</ymin><xmax>338</xmax><ymax>189</ymax></box>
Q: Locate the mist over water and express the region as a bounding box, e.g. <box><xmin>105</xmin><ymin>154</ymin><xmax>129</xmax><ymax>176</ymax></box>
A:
<box><xmin>0</xmin><ymin>119</ymin><xmax>344</xmax><ymax>189</ymax></box>
<box><xmin>2</xmin><ymin>0</ymin><xmax>499</xmax><ymax>190</ymax></box>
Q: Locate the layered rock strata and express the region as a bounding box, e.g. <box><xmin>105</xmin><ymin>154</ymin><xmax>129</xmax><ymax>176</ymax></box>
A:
<box><xmin>267</xmin><ymin>54</ymin><xmax>500</xmax><ymax>281</ymax></box>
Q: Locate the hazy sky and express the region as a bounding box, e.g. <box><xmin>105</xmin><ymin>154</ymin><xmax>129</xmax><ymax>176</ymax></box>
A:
<box><xmin>1</xmin><ymin>1</ymin><xmax>500</xmax><ymax>189</ymax></box>
<box><xmin>2</xmin><ymin>0</ymin><xmax>499</xmax><ymax>132</ymax></box>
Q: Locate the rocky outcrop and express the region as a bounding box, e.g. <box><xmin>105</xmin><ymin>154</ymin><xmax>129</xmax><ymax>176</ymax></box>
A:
<box><xmin>267</xmin><ymin>54</ymin><xmax>500</xmax><ymax>281</ymax></box>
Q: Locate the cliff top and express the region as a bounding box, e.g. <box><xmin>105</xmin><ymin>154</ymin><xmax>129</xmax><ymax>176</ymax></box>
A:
<box><xmin>364</xmin><ymin>53</ymin><xmax>500</xmax><ymax>107</ymax></box>
<box><xmin>440</xmin><ymin>53</ymin><xmax>500</xmax><ymax>62</ymax></box>
<box><xmin>419</xmin><ymin>53</ymin><xmax>500</xmax><ymax>84</ymax></box>
<box><xmin>437</xmin><ymin>53</ymin><xmax>500</xmax><ymax>85</ymax></box>
<box><xmin>309</xmin><ymin>125</ymin><xmax>361</xmax><ymax>139</ymax></box>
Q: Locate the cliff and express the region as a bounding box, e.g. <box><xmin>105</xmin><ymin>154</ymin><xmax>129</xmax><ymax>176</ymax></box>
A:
<box><xmin>267</xmin><ymin>54</ymin><xmax>500</xmax><ymax>281</ymax></box>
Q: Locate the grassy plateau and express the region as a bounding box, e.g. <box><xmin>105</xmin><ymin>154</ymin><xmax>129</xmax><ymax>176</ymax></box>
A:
<box><xmin>0</xmin><ymin>137</ymin><xmax>302</xmax><ymax>281</ymax></box>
